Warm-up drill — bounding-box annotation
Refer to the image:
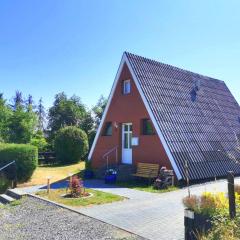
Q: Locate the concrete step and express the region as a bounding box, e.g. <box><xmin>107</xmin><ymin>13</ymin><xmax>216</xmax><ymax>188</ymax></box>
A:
<box><xmin>0</xmin><ymin>194</ymin><xmax>15</xmax><ymax>204</ymax></box>
<box><xmin>6</xmin><ymin>189</ymin><xmax>24</xmax><ymax>200</ymax></box>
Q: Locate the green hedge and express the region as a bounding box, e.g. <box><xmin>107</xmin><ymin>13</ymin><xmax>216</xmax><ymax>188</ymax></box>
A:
<box><xmin>0</xmin><ymin>174</ymin><xmax>10</xmax><ymax>194</ymax></box>
<box><xmin>0</xmin><ymin>143</ymin><xmax>38</xmax><ymax>183</ymax></box>
<box><xmin>54</xmin><ymin>126</ymin><xmax>89</xmax><ymax>164</ymax></box>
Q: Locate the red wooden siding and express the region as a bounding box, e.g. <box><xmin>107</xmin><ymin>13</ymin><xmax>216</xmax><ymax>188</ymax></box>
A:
<box><xmin>90</xmin><ymin>63</ymin><xmax>172</xmax><ymax>170</ymax></box>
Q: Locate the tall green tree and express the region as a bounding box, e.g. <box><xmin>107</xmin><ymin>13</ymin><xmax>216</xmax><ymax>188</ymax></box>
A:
<box><xmin>7</xmin><ymin>92</ymin><xmax>38</xmax><ymax>144</ymax></box>
<box><xmin>26</xmin><ymin>94</ymin><xmax>34</xmax><ymax>111</ymax></box>
<box><xmin>48</xmin><ymin>92</ymin><xmax>90</xmax><ymax>139</ymax></box>
<box><xmin>12</xmin><ymin>90</ymin><xmax>24</xmax><ymax>110</ymax></box>
<box><xmin>37</xmin><ymin>98</ymin><xmax>46</xmax><ymax>131</ymax></box>
<box><xmin>0</xmin><ymin>94</ymin><xmax>12</xmax><ymax>142</ymax></box>
<box><xmin>92</xmin><ymin>95</ymin><xmax>107</xmax><ymax>128</ymax></box>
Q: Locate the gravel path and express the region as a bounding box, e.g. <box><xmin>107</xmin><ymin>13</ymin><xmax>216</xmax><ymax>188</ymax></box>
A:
<box><xmin>0</xmin><ymin>196</ymin><xmax>144</xmax><ymax>240</ymax></box>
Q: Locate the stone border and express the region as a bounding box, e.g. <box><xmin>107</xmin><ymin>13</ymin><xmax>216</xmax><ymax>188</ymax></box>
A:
<box><xmin>60</xmin><ymin>192</ymin><xmax>93</xmax><ymax>199</ymax></box>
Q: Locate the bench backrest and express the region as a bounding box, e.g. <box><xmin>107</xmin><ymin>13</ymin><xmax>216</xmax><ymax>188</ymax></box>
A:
<box><xmin>136</xmin><ymin>163</ymin><xmax>159</xmax><ymax>177</ymax></box>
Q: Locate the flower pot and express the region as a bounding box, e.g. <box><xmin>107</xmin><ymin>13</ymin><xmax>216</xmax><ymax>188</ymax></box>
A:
<box><xmin>84</xmin><ymin>170</ymin><xmax>94</xmax><ymax>179</ymax></box>
<box><xmin>105</xmin><ymin>174</ymin><xmax>117</xmax><ymax>184</ymax></box>
<box><xmin>184</xmin><ymin>209</ymin><xmax>212</xmax><ymax>240</ymax></box>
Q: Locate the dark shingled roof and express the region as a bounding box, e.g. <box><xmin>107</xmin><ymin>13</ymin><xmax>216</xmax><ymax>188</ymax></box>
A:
<box><xmin>126</xmin><ymin>52</ymin><xmax>240</xmax><ymax>180</ymax></box>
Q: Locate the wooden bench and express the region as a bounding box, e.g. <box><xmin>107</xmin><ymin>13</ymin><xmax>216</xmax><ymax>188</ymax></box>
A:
<box><xmin>38</xmin><ymin>152</ymin><xmax>56</xmax><ymax>165</ymax></box>
<box><xmin>132</xmin><ymin>163</ymin><xmax>159</xmax><ymax>180</ymax></box>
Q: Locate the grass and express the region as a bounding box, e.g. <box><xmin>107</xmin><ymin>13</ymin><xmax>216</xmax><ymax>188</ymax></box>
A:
<box><xmin>116</xmin><ymin>180</ymin><xmax>179</xmax><ymax>193</ymax></box>
<box><xmin>36</xmin><ymin>188</ymin><xmax>125</xmax><ymax>207</ymax></box>
<box><xmin>18</xmin><ymin>162</ymin><xmax>85</xmax><ymax>187</ymax></box>
<box><xmin>9</xmin><ymin>199</ymin><xmax>23</xmax><ymax>207</ymax></box>
<box><xmin>0</xmin><ymin>198</ymin><xmax>23</xmax><ymax>210</ymax></box>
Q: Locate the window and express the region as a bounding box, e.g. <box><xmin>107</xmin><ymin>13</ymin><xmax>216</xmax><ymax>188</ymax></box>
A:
<box><xmin>102</xmin><ymin>122</ymin><xmax>112</xmax><ymax>136</ymax></box>
<box><xmin>142</xmin><ymin>119</ymin><xmax>154</xmax><ymax>135</ymax></box>
<box><xmin>123</xmin><ymin>80</ymin><xmax>131</xmax><ymax>94</ymax></box>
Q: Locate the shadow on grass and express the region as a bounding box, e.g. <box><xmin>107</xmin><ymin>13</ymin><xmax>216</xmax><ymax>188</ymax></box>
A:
<box><xmin>116</xmin><ymin>179</ymin><xmax>179</xmax><ymax>193</ymax></box>
<box><xmin>38</xmin><ymin>161</ymin><xmax>84</xmax><ymax>168</ymax></box>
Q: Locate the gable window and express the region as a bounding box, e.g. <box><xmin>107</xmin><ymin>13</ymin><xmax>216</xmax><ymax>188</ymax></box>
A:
<box><xmin>123</xmin><ymin>80</ymin><xmax>131</xmax><ymax>94</ymax></box>
<box><xmin>102</xmin><ymin>122</ymin><xmax>112</xmax><ymax>136</ymax></box>
<box><xmin>142</xmin><ymin>119</ymin><xmax>154</xmax><ymax>135</ymax></box>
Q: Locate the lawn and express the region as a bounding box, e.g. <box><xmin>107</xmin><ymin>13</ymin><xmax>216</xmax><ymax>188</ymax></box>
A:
<box><xmin>116</xmin><ymin>180</ymin><xmax>179</xmax><ymax>193</ymax></box>
<box><xmin>36</xmin><ymin>188</ymin><xmax>125</xmax><ymax>207</ymax></box>
<box><xmin>18</xmin><ymin>162</ymin><xmax>85</xmax><ymax>187</ymax></box>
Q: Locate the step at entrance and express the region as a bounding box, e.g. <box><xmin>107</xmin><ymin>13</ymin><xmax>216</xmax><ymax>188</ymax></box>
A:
<box><xmin>0</xmin><ymin>188</ymin><xmax>24</xmax><ymax>205</ymax></box>
<box><xmin>0</xmin><ymin>194</ymin><xmax>15</xmax><ymax>204</ymax></box>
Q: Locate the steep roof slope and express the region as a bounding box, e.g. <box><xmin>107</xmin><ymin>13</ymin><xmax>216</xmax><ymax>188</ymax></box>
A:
<box><xmin>126</xmin><ymin>52</ymin><xmax>240</xmax><ymax>180</ymax></box>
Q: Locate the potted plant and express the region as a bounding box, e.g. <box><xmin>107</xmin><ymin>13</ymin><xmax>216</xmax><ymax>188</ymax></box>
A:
<box><xmin>183</xmin><ymin>192</ymin><xmax>228</xmax><ymax>240</ymax></box>
<box><xmin>105</xmin><ymin>169</ymin><xmax>117</xmax><ymax>184</ymax></box>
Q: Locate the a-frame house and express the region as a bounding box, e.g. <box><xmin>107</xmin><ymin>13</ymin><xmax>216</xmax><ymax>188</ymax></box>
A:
<box><xmin>88</xmin><ymin>52</ymin><xmax>240</xmax><ymax>181</ymax></box>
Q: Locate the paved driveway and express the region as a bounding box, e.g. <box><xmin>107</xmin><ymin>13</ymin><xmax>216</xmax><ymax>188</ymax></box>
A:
<box><xmin>75</xmin><ymin>178</ymin><xmax>240</xmax><ymax>240</ymax></box>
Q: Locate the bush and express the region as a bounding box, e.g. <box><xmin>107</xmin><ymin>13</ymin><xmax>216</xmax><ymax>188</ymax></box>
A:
<box><xmin>201</xmin><ymin>211</ymin><xmax>240</xmax><ymax>240</ymax></box>
<box><xmin>183</xmin><ymin>192</ymin><xmax>228</xmax><ymax>216</ymax></box>
<box><xmin>0</xmin><ymin>143</ymin><xmax>38</xmax><ymax>183</ymax></box>
<box><xmin>0</xmin><ymin>174</ymin><xmax>10</xmax><ymax>194</ymax></box>
<box><xmin>69</xmin><ymin>176</ymin><xmax>83</xmax><ymax>198</ymax></box>
<box><xmin>30</xmin><ymin>137</ymin><xmax>48</xmax><ymax>152</ymax></box>
<box><xmin>54</xmin><ymin>126</ymin><xmax>89</xmax><ymax>164</ymax></box>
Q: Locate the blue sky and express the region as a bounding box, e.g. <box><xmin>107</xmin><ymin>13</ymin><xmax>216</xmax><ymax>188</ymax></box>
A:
<box><xmin>1</xmin><ymin>0</ymin><xmax>239</xmax><ymax>109</ymax></box>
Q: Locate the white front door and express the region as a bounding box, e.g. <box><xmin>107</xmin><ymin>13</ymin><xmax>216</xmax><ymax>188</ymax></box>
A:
<box><xmin>122</xmin><ymin>123</ymin><xmax>132</xmax><ymax>164</ymax></box>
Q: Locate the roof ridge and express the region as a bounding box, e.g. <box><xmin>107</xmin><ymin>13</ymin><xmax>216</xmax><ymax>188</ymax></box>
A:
<box><xmin>124</xmin><ymin>51</ymin><xmax>224</xmax><ymax>83</ymax></box>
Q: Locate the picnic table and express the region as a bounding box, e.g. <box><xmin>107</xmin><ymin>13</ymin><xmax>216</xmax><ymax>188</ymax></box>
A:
<box><xmin>38</xmin><ymin>152</ymin><xmax>56</xmax><ymax>165</ymax></box>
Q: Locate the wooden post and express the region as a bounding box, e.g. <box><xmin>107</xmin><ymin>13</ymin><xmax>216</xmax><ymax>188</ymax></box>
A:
<box><xmin>185</xmin><ymin>160</ymin><xmax>190</xmax><ymax>197</ymax></box>
<box><xmin>227</xmin><ymin>171</ymin><xmax>236</xmax><ymax>219</ymax></box>
<box><xmin>47</xmin><ymin>177</ymin><xmax>51</xmax><ymax>194</ymax></box>
<box><xmin>69</xmin><ymin>175</ymin><xmax>72</xmax><ymax>189</ymax></box>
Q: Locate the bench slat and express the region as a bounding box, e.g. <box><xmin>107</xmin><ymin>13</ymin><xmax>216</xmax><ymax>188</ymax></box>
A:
<box><xmin>132</xmin><ymin>163</ymin><xmax>159</xmax><ymax>179</ymax></box>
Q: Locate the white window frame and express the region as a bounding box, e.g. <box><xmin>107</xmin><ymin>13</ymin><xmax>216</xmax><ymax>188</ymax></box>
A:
<box><xmin>123</xmin><ymin>79</ymin><xmax>131</xmax><ymax>94</ymax></box>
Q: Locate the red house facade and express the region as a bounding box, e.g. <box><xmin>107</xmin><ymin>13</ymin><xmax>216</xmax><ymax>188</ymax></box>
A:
<box><xmin>88</xmin><ymin>52</ymin><xmax>240</xmax><ymax>181</ymax></box>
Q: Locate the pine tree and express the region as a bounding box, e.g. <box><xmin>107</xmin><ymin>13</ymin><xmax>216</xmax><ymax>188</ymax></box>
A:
<box><xmin>12</xmin><ymin>90</ymin><xmax>24</xmax><ymax>110</ymax></box>
<box><xmin>37</xmin><ymin>98</ymin><xmax>46</xmax><ymax>131</ymax></box>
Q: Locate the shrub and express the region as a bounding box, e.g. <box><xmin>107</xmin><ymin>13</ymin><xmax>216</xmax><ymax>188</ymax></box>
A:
<box><xmin>54</xmin><ymin>126</ymin><xmax>89</xmax><ymax>164</ymax></box>
<box><xmin>183</xmin><ymin>192</ymin><xmax>228</xmax><ymax>216</ymax></box>
<box><xmin>201</xmin><ymin>212</ymin><xmax>240</xmax><ymax>240</ymax></box>
<box><xmin>183</xmin><ymin>195</ymin><xmax>198</xmax><ymax>212</ymax></box>
<box><xmin>0</xmin><ymin>174</ymin><xmax>10</xmax><ymax>194</ymax></box>
<box><xmin>69</xmin><ymin>176</ymin><xmax>83</xmax><ymax>198</ymax></box>
<box><xmin>30</xmin><ymin>137</ymin><xmax>48</xmax><ymax>152</ymax></box>
<box><xmin>0</xmin><ymin>143</ymin><xmax>38</xmax><ymax>183</ymax></box>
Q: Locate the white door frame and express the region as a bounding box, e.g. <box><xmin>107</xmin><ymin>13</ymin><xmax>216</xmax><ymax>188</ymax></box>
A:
<box><xmin>122</xmin><ymin>123</ymin><xmax>133</xmax><ymax>164</ymax></box>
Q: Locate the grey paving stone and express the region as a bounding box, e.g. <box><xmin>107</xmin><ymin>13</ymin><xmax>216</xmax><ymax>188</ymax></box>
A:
<box><xmin>74</xmin><ymin>178</ymin><xmax>240</xmax><ymax>240</ymax></box>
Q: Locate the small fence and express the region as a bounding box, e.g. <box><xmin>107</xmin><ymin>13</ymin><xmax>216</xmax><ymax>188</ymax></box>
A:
<box><xmin>0</xmin><ymin>161</ymin><xmax>17</xmax><ymax>189</ymax></box>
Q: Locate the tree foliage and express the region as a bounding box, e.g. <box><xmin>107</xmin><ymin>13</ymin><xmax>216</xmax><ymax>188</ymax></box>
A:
<box><xmin>0</xmin><ymin>94</ymin><xmax>12</xmax><ymax>142</ymax></box>
<box><xmin>0</xmin><ymin>91</ymin><xmax>38</xmax><ymax>144</ymax></box>
<box><xmin>37</xmin><ymin>97</ymin><xmax>46</xmax><ymax>131</ymax></box>
<box><xmin>7</xmin><ymin>92</ymin><xmax>38</xmax><ymax>144</ymax></box>
<box><xmin>0</xmin><ymin>90</ymin><xmax>106</xmax><ymax>155</ymax></box>
<box><xmin>92</xmin><ymin>95</ymin><xmax>107</xmax><ymax>128</ymax></box>
<box><xmin>30</xmin><ymin>130</ymin><xmax>48</xmax><ymax>152</ymax></box>
<box><xmin>48</xmin><ymin>92</ymin><xmax>88</xmax><ymax>137</ymax></box>
<box><xmin>54</xmin><ymin>126</ymin><xmax>89</xmax><ymax>164</ymax></box>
